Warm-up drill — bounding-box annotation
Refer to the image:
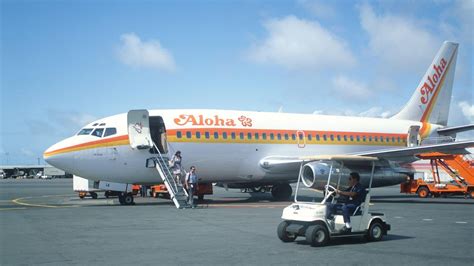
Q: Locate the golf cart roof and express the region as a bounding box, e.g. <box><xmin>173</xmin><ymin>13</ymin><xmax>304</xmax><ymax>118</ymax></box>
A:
<box><xmin>299</xmin><ymin>155</ymin><xmax>379</xmax><ymax>162</ymax></box>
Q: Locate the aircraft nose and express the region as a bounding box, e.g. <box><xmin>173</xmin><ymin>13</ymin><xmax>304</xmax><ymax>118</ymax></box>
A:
<box><xmin>43</xmin><ymin>139</ymin><xmax>75</xmax><ymax>171</ymax></box>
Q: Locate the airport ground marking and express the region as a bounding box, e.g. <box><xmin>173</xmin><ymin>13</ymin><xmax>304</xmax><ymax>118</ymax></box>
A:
<box><xmin>422</xmin><ymin>219</ymin><xmax>433</xmax><ymax>221</ymax></box>
<box><xmin>12</xmin><ymin>196</ymin><xmax>81</xmax><ymax>209</ymax></box>
<box><xmin>0</xmin><ymin>207</ymin><xmax>27</xmax><ymax>211</ymax></box>
<box><xmin>455</xmin><ymin>221</ymin><xmax>468</xmax><ymax>224</ymax></box>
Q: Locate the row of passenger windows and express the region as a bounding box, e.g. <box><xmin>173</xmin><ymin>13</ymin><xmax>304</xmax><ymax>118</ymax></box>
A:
<box><xmin>77</xmin><ymin>128</ymin><xmax>117</xmax><ymax>138</ymax></box>
<box><xmin>175</xmin><ymin>131</ymin><xmax>404</xmax><ymax>143</ymax></box>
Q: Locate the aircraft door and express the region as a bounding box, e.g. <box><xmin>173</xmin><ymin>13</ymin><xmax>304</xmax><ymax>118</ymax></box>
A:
<box><xmin>297</xmin><ymin>130</ymin><xmax>306</xmax><ymax>148</ymax></box>
<box><xmin>127</xmin><ymin>110</ymin><xmax>152</xmax><ymax>149</ymax></box>
<box><xmin>407</xmin><ymin>125</ymin><xmax>420</xmax><ymax>147</ymax></box>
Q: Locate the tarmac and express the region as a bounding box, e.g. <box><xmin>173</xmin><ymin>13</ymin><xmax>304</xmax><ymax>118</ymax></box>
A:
<box><xmin>0</xmin><ymin>179</ymin><xmax>473</xmax><ymax>265</ymax></box>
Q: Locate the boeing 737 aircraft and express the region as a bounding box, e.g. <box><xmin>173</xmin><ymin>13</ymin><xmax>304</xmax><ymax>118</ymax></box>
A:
<box><xmin>44</xmin><ymin>41</ymin><xmax>473</xmax><ymax>205</ymax></box>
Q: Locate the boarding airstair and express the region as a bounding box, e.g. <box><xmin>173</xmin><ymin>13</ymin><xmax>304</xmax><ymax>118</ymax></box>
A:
<box><xmin>150</xmin><ymin>142</ymin><xmax>190</xmax><ymax>209</ymax></box>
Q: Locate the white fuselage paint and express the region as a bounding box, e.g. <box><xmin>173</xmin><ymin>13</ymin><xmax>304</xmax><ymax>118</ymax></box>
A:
<box><xmin>44</xmin><ymin>109</ymin><xmax>442</xmax><ymax>185</ymax></box>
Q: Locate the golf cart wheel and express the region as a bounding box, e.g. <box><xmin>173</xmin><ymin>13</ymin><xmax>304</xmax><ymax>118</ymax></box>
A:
<box><xmin>417</xmin><ymin>187</ymin><xmax>429</xmax><ymax>198</ymax></box>
<box><xmin>277</xmin><ymin>221</ymin><xmax>297</xmax><ymax>242</ymax></box>
<box><xmin>305</xmin><ymin>224</ymin><xmax>329</xmax><ymax>247</ymax></box>
<box><xmin>366</xmin><ymin>221</ymin><xmax>384</xmax><ymax>241</ymax></box>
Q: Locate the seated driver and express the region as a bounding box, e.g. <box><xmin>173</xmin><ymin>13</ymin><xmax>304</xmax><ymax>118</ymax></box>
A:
<box><xmin>327</xmin><ymin>172</ymin><xmax>365</xmax><ymax>233</ymax></box>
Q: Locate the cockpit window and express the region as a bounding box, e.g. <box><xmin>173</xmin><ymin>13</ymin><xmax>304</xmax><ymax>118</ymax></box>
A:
<box><xmin>77</xmin><ymin>128</ymin><xmax>94</xmax><ymax>135</ymax></box>
<box><xmin>103</xmin><ymin>128</ymin><xmax>117</xmax><ymax>137</ymax></box>
<box><xmin>91</xmin><ymin>128</ymin><xmax>104</xmax><ymax>138</ymax></box>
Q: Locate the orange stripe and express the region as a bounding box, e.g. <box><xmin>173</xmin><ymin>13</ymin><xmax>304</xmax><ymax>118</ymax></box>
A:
<box><xmin>420</xmin><ymin>54</ymin><xmax>455</xmax><ymax>123</ymax></box>
<box><xmin>44</xmin><ymin>128</ymin><xmax>408</xmax><ymax>158</ymax></box>
<box><xmin>44</xmin><ymin>135</ymin><xmax>129</xmax><ymax>157</ymax></box>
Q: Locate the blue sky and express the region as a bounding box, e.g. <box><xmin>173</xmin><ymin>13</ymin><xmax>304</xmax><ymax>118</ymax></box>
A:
<box><xmin>1</xmin><ymin>0</ymin><xmax>473</xmax><ymax>164</ymax></box>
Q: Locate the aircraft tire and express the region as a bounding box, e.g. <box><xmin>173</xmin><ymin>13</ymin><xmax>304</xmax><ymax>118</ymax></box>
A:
<box><xmin>271</xmin><ymin>184</ymin><xmax>292</xmax><ymax>201</ymax></box>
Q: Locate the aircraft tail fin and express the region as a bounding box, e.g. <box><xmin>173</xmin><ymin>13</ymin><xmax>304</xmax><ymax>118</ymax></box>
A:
<box><xmin>391</xmin><ymin>41</ymin><xmax>459</xmax><ymax>126</ymax></box>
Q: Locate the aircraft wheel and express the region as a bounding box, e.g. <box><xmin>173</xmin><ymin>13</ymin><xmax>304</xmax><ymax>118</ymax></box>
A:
<box><xmin>271</xmin><ymin>184</ymin><xmax>292</xmax><ymax>201</ymax></box>
<box><xmin>305</xmin><ymin>224</ymin><xmax>329</xmax><ymax>247</ymax></box>
<box><xmin>417</xmin><ymin>187</ymin><xmax>429</xmax><ymax>198</ymax></box>
<box><xmin>277</xmin><ymin>221</ymin><xmax>296</xmax><ymax>242</ymax></box>
<box><xmin>366</xmin><ymin>221</ymin><xmax>384</xmax><ymax>241</ymax></box>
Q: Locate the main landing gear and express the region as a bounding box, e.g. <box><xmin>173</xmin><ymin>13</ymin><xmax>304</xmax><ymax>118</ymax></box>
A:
<box><xmin>271</xmin><ymin>183</ymin><xmax>293</xmax><ymax>201</ymax></box>
<box><xmin>118</xmin><ymin>192</ymin><xmax>135</xmax><ymax>205</ymax></box>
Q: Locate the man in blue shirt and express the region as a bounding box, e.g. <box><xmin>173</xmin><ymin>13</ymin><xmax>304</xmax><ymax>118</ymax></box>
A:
<box><xmin>185</xmin><ymin>166</ymin><xmax>198</xmax><ymax>208</ymax></box>
<box><xmin>327</xmin><ymin>172</ymin><xmax>365</xmax><ymax>233</ymax></box>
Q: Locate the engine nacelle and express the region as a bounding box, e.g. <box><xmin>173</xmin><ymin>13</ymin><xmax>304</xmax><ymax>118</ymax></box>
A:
<box><xmin>301</xmin><ymin>160</ymin><xmax>410</xmax><ymax>189</ymax></box>
<box><xmin>302</xmin><ymin>161</ymin><xmax>332</xmax><ymax>189</ymax></box>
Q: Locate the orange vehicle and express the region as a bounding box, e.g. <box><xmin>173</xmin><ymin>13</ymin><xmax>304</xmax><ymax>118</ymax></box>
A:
<box><xmin>401</xmin><ymin>153</ymin><xmax>474</xmax><ymax>198</ymax></box>
<box><xmin>151</xmin><ymin>183</ymin><xmax>213</xmax><ymax>200</ymax></box>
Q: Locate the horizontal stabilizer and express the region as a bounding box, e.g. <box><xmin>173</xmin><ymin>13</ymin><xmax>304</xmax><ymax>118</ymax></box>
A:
<box><xmin>437</xmin><ymin>124</ymin><xmax>474</xmax><ymax>135</ymax></box>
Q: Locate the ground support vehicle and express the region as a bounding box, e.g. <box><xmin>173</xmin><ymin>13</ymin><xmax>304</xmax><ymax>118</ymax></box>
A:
<box><xmin>151</xmin><ymin>183</ymin><xmax>213</xmax><ymax>200</ymax></box>
<box><xmin>400</xmin><ymin>153</ymin><xmax>474</xmax><ymax>198</ymax></box>
<box><xmin>277</xmin><ymin>156</ymin><xmax>390</xmax><ymax>247</ymax></box>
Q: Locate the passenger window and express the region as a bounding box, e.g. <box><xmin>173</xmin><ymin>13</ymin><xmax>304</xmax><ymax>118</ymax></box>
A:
<box><xmin>103</xmin><ymin>128</ymin><xmax>117</xmax><ymax>137</ymax></box>
<box><xmin>323</xmin><ymin>135</ymin><xmax>327</xmax><ymax>141</ymax></box>
<box><xmin>337</xmin><ymin>135</ymin><xmax>341</xmax><ymax>141</ymax></box>
<box><xmin>380</xmin><ymin>137</ymin><xmax>384</xmax><ymax>142</ymax></box>
<box><xmin>392</xmin><ymin>137</ymin><xmax>395</xmax><ymax>143</ymax></box>
<box><xmin>239</xmin><ymin>132</ymin><xmax>244</xmax><ymax>140</ymax></box>
<box><xmin>374</xmin><ymin>137</ymin><xmax>378</xmax><ymax>142</ymax></box>
<box><xmin>291</xmin><ymin>134</ymin><xmax>296</xmax><ymax>140</ymax></box>
<box><xmin>397</xmin><ymin>137</ymin><xmax>401</xmax><ymax>142</ymax></box>
<box><xmin>247</xmin><ymin>133</ymin><xmax>252</xmax><ymax>140</ymax></box>
<box><xmin>343</xmin><ymin>135</ymin><xmax>347</xmax><ymax>141</ymax></box>
<box><xmin>270</xmin><ymin>133</ymin><xmax>274</xmax><ymax>140</ymax></box>
<box><xmin>214</xmin><ymin>132</ymin><xmax>219</xmax><ymax>139</ymax></box>
<box><xmin>91</xmin><ymin>128</ymin><xmax>104</xmax><ymax>138</ymax></box>
<box><xmin>255</xmin><ymin>133</ymin><xmax>259</xmax><ymax>140</ymax></box>
<box><xmin>262</xmin><ymin>133</ymin><xmax>267</xmax><ymax>140</ymax></box>
<box><xmin>177</xmin><ymin>131</ymin><xmax>182</xmax><ymax>138</ymax></box>
<box><xmin>77</xmin><ymin>128</ymin><xmax>94</xmax><ymax>135</ymax></box>
<box><xmin>316</xmin><ymin>135</ymin><xmax>320</xmax><ymax>141</ymax></box>
<box><xmin>231</xmin><ymin>132</ymin><xmax>236</xmax><ymax>139</ymax></box>
<box><xmin>277</xmin><ymin>134</ymin><xmax>282</xmax><ymax>140</ymax></box>
<box><xmin>330</xmin><ymin>135</ymin><xmax>334</xmax><ymax>141</ymax></box>
<box><xmin>350</xmin><ymin>136</ymin><xmax>354</xmax><ymax>142</ymax></box>
<box><xmin>196</xmin><ymin>132</ymin><xmax>201</xmax><ymax>139</ymax></box>
<box><xmin>308</xmin><ymin>134</ymin><xmax>312</xmax><ymax>141</ymax></box>
<box><xmin>363</xmin><ymin>136</ymin><xmax>367</xmax><ymax>142</ymax></box>
<box><xmin>356</xmin><ymin>136</ymin><xmax>360</xmax><ymax>142</ymax></box>
<box><xmin>284</xmin><ymin>134</ymin><xmax>289</xmax><ymax>140</ymax></box>
<box><xmin>223</xmin><ymin>132</ymin><xmax>228</xmax><ymax>139</ymax></box>
<box><xmin>186</xmin><ymin>131</ymin><xmax>192</xmax><ymax>138</ymax></box>
<box><xmin>369</xmin><ymin>136</ymin><xmax>372</xmax><ymax>142</ymax></box>
<box><xmin>386</xmin><ymin>137</ymin><xmax>390</xmax><ymax>142</ymax></box>
<box><xmin>205</xmin><ymin>132</ymin><xmax>210</xmax><ymax>139</ymax></box>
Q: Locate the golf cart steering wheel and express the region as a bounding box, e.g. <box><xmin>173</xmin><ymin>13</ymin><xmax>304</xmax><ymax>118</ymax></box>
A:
<box><xmin>321</xmin><ymin>185</ymin><xmax>337</xmax><ymax>204</ymax></box>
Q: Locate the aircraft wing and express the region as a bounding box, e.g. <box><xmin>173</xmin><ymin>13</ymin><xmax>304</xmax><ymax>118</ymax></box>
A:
<box><xmin>259</xmin><ymin>140</ymin><xmax>474</xmax><ymax>173</ymax></box>
<box><xmin>355</xmin><ymin>140</ymin><xmax>474</xmax><ymax>160</ymax></box>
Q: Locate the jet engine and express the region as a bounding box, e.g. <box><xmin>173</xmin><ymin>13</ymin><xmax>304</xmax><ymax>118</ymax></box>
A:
<box><xmin>301</xmin><ymin>160</ymin><xmax>410</xmax><ymax>189</ymax></box>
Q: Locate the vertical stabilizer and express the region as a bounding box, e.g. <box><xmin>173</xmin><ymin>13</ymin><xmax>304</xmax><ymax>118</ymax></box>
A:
<box><xmin>391</xmin><ymin>41</ymin><xmax>458</xmax><ymax>126</ymax></box>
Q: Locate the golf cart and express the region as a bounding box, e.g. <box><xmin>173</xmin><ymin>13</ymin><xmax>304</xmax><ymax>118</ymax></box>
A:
<box><xmin>277</xmin><ymin>155</ymin><xmax>390</xmax><ymax>247</ymax></box>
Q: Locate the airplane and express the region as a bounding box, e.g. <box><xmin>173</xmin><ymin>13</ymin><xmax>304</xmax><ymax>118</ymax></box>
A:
<box><xmin>44</xmin><ymin>41</ymin><xmax>473</xmax><ymax>204</ymax></box>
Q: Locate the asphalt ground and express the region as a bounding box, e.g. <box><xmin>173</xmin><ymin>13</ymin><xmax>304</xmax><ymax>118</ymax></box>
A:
<box><xmin>0</xmin><ymin>179</ymin><xmax>473</xmax><ymax>265</ymax></box>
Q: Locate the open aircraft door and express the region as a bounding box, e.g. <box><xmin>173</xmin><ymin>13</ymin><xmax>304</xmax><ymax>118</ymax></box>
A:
<box><xmin>407</xmin><ymin>125</ymin><xmax>420</xmax><ymax>147</ymax></box>
<box><xmin>127</xmin><ymin>110</ymin><xmax>152</xmax><ymax>149</ymax></box>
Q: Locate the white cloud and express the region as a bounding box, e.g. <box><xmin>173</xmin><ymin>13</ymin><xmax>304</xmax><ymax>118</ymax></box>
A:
<box><xmin>358</xmin><ymin>107</ymin><xmax>392</xmax><ymax>118</ymax></box>
<box><xmin>458</xmin><ymin>101</ymin><xmax>474</xmax><ymax>123</ymax></box>
<box><xmin>358</xmin><ymin>3</ymin><xmax>440</xmax><ymax>72</ymax></box>
<box><xmin>312</xmin><ymin>106</ymin><xmax>392</xmax><ymax>118</ymax></box>
<box><xmin>117</xmin><ymin>33</ymin><xmax>176</xmax><ymax>72</ymax></box>
<box><xmin>332</xmin><ymin>75</ymin><xmax>372</xmax><ymax>100</ymax></box>
<box><xmin>247</xmin><ymin>16</ymin><xmax>356</xmax><ymax>70</ymax></box>
<box><xmin>298</xmin><ymin>0</ymin><xmax>336</xmax><ymax>20</ymax></box>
